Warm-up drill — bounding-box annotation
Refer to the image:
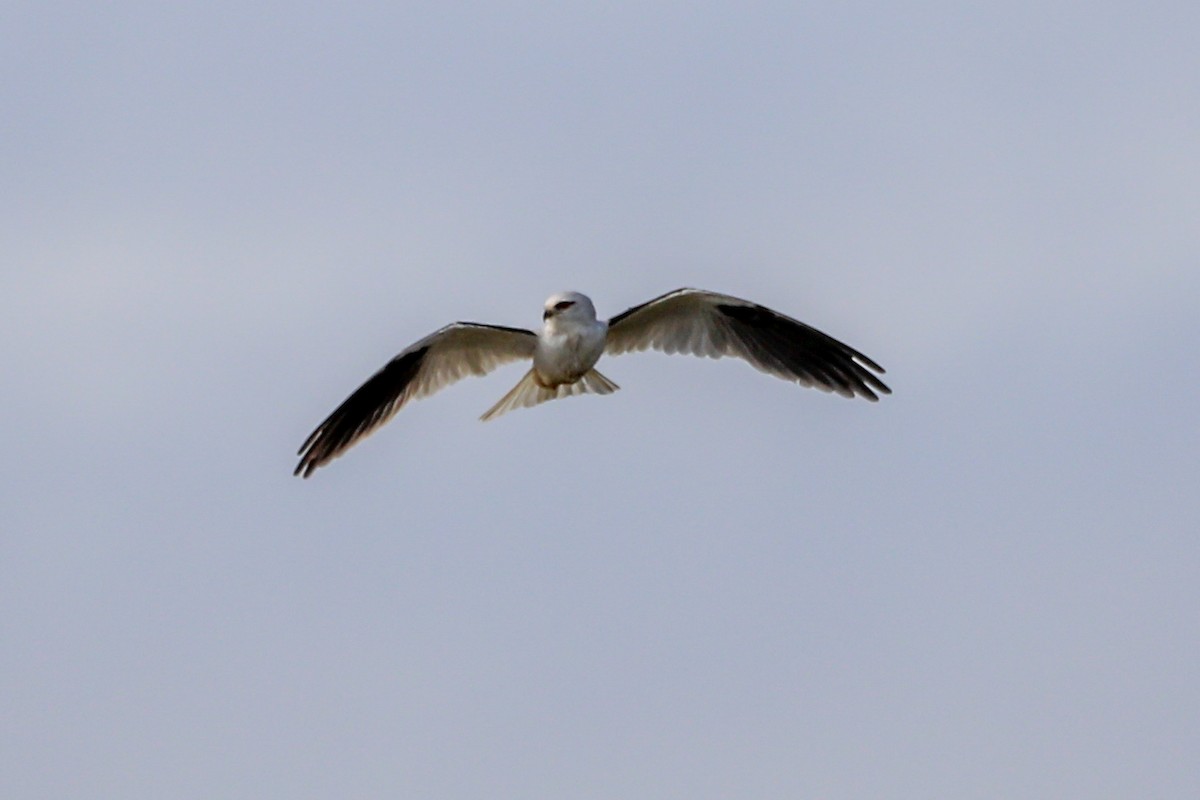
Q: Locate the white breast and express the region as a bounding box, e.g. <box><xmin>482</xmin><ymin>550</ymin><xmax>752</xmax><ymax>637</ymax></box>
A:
<box><xmin>533</xmin><ymin>320</ymin><xmax>608</xmax><ymax>386</ymax></box>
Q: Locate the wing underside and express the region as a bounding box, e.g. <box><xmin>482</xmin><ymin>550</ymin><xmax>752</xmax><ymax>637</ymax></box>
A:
<box><xmin>295</xmin><ymin>322</ymin><xmax>536</xmax><ymax>477</ymax></box>
<box><xmin>605</xmin><ymin>288</ymin><xmax>889</xmax><ymax>400</ymax></box>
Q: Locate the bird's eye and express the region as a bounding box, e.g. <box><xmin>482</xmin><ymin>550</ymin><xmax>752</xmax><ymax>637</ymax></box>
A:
<box><xmin>554</xmin><ymin>300</ymin><xmax>575</xmax><ymax>310</ymax></box>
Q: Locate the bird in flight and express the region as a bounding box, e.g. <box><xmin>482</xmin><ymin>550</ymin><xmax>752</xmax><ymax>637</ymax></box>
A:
<box><xmin>295</xmin><ymin>288</ymin><xmax>890</xmax><ymax>477</ymax></box>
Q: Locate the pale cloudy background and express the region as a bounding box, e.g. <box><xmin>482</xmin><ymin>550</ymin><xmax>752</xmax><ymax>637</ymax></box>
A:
<box><xmin>3</xmin><ymin>3</ymin><xmax>1198</xmax><ymax>798</ymax></box>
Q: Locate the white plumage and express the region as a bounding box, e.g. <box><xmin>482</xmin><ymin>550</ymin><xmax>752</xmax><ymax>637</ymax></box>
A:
<box><xmin>295</xmin><ymin>288</ymin><xmax>889</xmax><ymax>477</ymax></box>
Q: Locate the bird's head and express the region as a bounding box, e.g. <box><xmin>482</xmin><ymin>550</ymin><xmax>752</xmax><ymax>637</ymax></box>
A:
<box><xmin>542</xmin><ymin>291</ymin><xmax>596</xmax><ymax>323</ymax></box>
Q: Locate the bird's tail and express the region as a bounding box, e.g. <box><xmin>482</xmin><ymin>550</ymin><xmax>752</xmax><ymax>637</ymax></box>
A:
<box><xmin>480</xmin><ymin>368</ymin><xmax>619</xmax><ymax>422</ymax></box>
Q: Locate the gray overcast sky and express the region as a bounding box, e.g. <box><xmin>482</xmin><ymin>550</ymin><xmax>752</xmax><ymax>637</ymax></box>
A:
<box><xmin>3</xmin><ymin>2</ymin><xmax>1198</xmax><ymax>798</ymax></box>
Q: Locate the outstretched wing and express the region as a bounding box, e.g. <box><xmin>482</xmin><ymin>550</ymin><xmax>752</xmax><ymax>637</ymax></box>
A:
<box><xmin>606</xmin><ymin>288</ymin><xmax>890</xmax><ymax>400</ymax></box>
<box><xmin>296</xmin><ymin>323</ymin><xmax>536</xmax><ymax>477</ymax></box>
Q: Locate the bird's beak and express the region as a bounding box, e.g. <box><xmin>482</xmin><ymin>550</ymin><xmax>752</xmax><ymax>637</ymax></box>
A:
<box><xmin>543</xmin><ymin>309</ymin><xmax>552</xmax><ymax>321</ymax></box>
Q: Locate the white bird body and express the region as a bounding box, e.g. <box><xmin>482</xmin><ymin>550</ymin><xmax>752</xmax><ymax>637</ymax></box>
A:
<box><xmin>295</xmin><ymin>288</ymin><xmax>890</xmax><ymax>477</ymax></box>
<box><xmin>532</xmin><ymin>292</ymin><xmax>608</xmax><ymax>386</ymax></box>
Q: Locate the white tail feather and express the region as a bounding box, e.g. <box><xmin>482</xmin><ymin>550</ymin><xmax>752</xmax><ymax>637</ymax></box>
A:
<box><xmin>480</xmin><ymin>369</ymin><xmax>619</xmax><ymax>421</ymax></box>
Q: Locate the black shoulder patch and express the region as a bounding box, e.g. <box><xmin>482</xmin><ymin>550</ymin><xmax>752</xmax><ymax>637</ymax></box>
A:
<box><xmin>608</xmin><ymin>288</ymin><xmax>693</xmax><ymax>326</ymax></box>
<box><xmin>456</xmin><ymin>322</ymin><xmax>537</xmax><ymax>338</ymax></box>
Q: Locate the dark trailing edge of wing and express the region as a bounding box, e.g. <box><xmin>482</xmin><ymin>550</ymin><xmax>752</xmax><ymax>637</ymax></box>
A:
<box><xmin>294</xmin><ymin>345</ymin><xmax>430</xmax><ymax>478</ymax></box>
<box><xmin>716</xmin><ymin>303</ymin><xmax>890</xmax><ymax>400</ymax></box>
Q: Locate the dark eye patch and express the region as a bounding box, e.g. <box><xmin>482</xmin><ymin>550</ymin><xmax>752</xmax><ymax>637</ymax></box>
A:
<box><xmin>554</xmin><ymin>300</ymin><xmax>575</xmax><ymax>310</ymax></box>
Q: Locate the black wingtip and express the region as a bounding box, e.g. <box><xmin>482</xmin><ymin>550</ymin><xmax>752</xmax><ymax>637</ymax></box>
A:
<box><xmin>293</xmin><ymin>450</ymin><xmax>317</xmax><ymax>478</ymax></box>
<box><xmin>716</xmin><ymin>301</ymin><xmax>891</xmax><ymax>402</ymax></box>
<box><xmin>292</xmin><ymin>345</ymin><xmax>431</xmax><ymax>480</ymax></box>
